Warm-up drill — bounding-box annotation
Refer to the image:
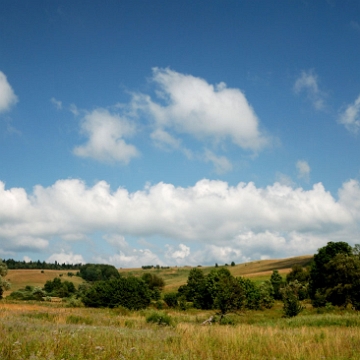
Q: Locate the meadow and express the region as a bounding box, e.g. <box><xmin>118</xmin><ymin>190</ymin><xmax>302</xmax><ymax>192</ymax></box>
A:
<box><xmin>1</xmin><ymin>300</ymin><xmax>360</xmax><ymax>360</ymax></box>
<box><xmin>3</xmin><ymin>255</ymin><xmax>360</xmax><ymax>360</ymax></box>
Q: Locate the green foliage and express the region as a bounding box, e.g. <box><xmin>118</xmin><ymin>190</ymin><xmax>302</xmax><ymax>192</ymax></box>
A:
<box><xmin>82</xmin><ymin>276</ymin><xmax>151</xmax><ymax>310</ymax></box>
<box><xmin>280</xmin><ymin>280</ymin><xmax>305</xmax><ymax>317</ymax></box>
<box><xmin>286</xmin><ymin>264</ymin><xmax>310</xmax><ymax>285</ymax></box>
<box><xmin>270</xmin><ymin>270</ymin><xmax>284</xmax><ymax>300</ymax></box>
<box><xmin>8</xmin><ymin>286</ymin><xmax>45</xmax><ymax>301</ymax></box>
<box><xmin>309</xmin><ymin>241</ymin><xmax>352</xmax><ymax>301</ymax></box>
<box><xmin>43</xmin><ymin>277</ymin><xmax>76</xmax><ymax>298</ymax></box>
<box><xmin>163</xmin><ymin>292</ymin><xmax>179</xmax><ymax>308</ymax></box>
<box><xmin>179</xmin><ymin>267</ymin><xmax>211</xmax><ymax>309</ymax></box>
<box><xmin>0</xmin><ymin>259</ymin><xmax>10</xmax><ymax>299</ymax></box>
<box><xmin>258</xmin><ymin>281</ymin><xmax>275</xmax><ymax>309</ymax></box>
<box><xmin>238</xmin><ymin>277</ymin><xmax>261</xmax><ymax>310</ymax></box>
<box><xmin>146</xmin><ymin>311</ymin><xmax>173</xmax><ymax>326</ymax></box>
<box><xmin>141</xmin><ymin>273</ymin><xmax>165</xmax><ymax>300</ymax></box>
<box><xmin>214</xmin><ymin>275</ymin><xmax>245</xmax><ymax>315</ymax></box>
<box><xmin>231</xmin><ymin>261</ymin><xmax>235</xmax><ymax>266</ymax></box>
<box><xmin>79</xmin><ymin>263</ymin><xmax>120</xmax><ymax>282</ymax></box>
<box><xmin>310</xmin><ymin>242</ymin><xmax>360</xmax><ymax>308</ymax></box>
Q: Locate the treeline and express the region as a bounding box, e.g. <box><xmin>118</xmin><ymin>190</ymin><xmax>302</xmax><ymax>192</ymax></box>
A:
<box><xmin>3</xmin><ymin>259</ymin><xmax>82</xmax><ymax>270</ymax></box>
<box><xmin>3</xmin><ymin>241</ymin><xmax>360</xmax><ymax>319</ymax></box>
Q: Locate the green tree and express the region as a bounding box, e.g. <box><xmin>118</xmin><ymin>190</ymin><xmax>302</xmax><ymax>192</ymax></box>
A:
<box><xmin>309</xmin><ymin>241</ymin><xmax>353</xmax><ymax>306</ymax></box>
<box><xmin>258</xmin><ymin>281</ymin><xmax>275</xmax><ymax>309</ymax></box>
<box><xmin>281</xmin><ymin>280</ymin><xmax>305</xmax><ymax>317</ymax></box>
<box><xmin>309</xmin><ymin>241</ymin><xmax>353</xmax><ymax>300</ymax></box>
<box><xmin>180</xmin><ymin>267</ymin><xmax>211</xmax><ymax>309</ymax></box>
<box><xmin>238</xmin><ymin>277</ymin><xmax>261</xmax><ymax>310</ymax></box>
<box><xmin>141</xmin><ymin>273</ymin><xmax>165</xmax><ymax>300</ymax></box>
<box><xmin>82</xmin><ymin>276</ymin><xmax>151</xmax><ymax>309</ymax></box>
<box><xmin>0</xmin><ymin>259</ymin><xmax>11</xmax><ymax>299</ymax></box>
<box><xmin>214</xmin><ymin>275</ymin><xmax>245</xmax><ymax>318</ymax></box>
<box><xmin>270</xmin><ymin>270</ymin><xmax>284</xmax><ymax>300</ymax></box>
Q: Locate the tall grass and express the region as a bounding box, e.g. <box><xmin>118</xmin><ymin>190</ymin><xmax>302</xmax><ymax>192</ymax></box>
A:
<box><xmin>1</xmin><ymin>301</ymin><xmax>360</xmax><ymax>359</ymax></box>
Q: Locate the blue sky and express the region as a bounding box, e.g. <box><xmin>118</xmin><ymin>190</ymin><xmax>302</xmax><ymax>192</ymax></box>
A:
<box><xmin>0</xmin><ymin>0</ymin><xmax>360</xmax><ymax>267</ymax></box>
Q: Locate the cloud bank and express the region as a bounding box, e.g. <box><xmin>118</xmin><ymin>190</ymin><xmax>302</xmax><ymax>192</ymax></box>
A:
<box><xmin>0</xmin><ymin>177</ymin><xmax>359</xmax><ymax>266</ymax></box>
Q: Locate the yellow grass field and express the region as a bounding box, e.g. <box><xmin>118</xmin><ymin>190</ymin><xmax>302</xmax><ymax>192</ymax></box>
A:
<box><xmin>3</xmin><ymin>269</ymin><xmax>86</xmax><ymax>297</ymax></box>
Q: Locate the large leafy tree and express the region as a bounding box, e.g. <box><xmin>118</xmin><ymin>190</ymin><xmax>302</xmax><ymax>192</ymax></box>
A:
<box><xmin>0</xmin><ymin>259</ymin><xmax>10</xmax><ymax>299</ymax></box>
<box><xmin>309</xmin><ymin>241</ymin><xmax>354</xmax><ymax>307</ymax></box>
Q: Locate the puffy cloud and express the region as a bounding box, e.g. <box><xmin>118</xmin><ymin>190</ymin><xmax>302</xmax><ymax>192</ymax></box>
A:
<box><xmin>73</xmin><ymin>108</ymin><xmax>139</xmax><ymax>164</ymax></box>
<box><xmin>294</xmin><ymin>70</ymin><xmax>325</xmax><ymax>110</ymax></box>
<box><xmin>47</xmin><ymin>251</ymin><xmax>85</xmax><ymax>264</ymax></box>
<box><xmin>0</xmin><ymin>177</ymin><xmax>359</xmax><ymax>264</ymax></box>
<box><xmin>296</xmin><ymin>160</ymin><xmax>311</xmax><ymax>181</ymax></box>
<box><xmin>338</xmin><ymin>95</ymin><xmax>360</xmax><ymax>134</ymax></box>
<box><xmin>165</xmin><ymin>244</ymin><xmax>191</xmax><ymax>264</ymax></box>
<box><xmin>0</xmin><ymin>71</ymin><xmax>17</xmax><ymax>113</ymax></box>
<box><xmin>139</xmin><ymin>68</ymin><xmax>270</xmax><ymax>152</ymax></box>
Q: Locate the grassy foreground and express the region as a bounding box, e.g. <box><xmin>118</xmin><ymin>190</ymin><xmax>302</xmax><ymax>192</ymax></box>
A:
<box><xmin>1</xmin><ymin>301</ymin><xmax>360</xmax><ymax>360</ymax></box>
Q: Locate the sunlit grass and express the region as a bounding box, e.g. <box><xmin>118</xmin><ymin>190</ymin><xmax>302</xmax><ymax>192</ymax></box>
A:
<box><xmin>1</xmin><ymin>301</ymin><xmax>360</xmax><ymax>359</ymax></box>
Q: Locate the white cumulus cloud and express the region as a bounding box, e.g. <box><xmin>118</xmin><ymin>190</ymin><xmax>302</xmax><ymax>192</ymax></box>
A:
<box><xmin>339</xmin><ymin>95</ymin><xmax>360</xmax><ymax>134</ymax></box>
<box><xmin>0</xmin><ymin>177</ymin><xmax>359</xmax><ymax>264</ymax></box>
<box><xmin>0</xmin><ymin>71</ymin><xmax>18</xmax><ymax>112</ymax></box>
<box><xmin>139</xmin><ymin>68</ymin><xmax>270</xmax><ymax>152</ymax></box>
<box><xmin>73</xmin><ymin>108</ymin><xmax>139</xmax><ymax>164</ymax></box>
<box><xmin>47</xmin><ymin>251</ymin><xmax>85</xmax><ymax>264</ymax></box>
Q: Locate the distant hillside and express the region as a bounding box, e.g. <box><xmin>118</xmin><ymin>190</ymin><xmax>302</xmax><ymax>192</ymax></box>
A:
<box><xmin>2</xmin><ymin>255</ymin><xmax>313</xmax><ymax>297</ymax></box>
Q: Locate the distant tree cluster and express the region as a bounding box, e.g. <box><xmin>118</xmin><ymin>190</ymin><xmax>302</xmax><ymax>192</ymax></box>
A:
<box><xmin>78</xmin><ymin>264</ymin><xmax>120</xmax><ymax>282</ymax></box>
<box><xmin>3</xmin><ymin>259</ymin><xmax>82</xmax><ymax>270</ymax></box>
<box><xmin>165</xmin><ymin>267</ymin><xmax>274</xmax><ymax>318</ymax></box>
<box><xmin>141</xmin><ymin>265</ymin><xmax>170</xmax><ymax>270</ymax></box>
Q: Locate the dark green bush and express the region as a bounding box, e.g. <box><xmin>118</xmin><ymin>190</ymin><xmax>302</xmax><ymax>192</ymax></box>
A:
<box><xmin>146</xmin><ymin>311</ymin><xmax>173</xmax><ymax>326</ymax></box>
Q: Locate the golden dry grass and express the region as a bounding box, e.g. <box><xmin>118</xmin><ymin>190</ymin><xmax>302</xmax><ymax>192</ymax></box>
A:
<box><xmin>1</xmin><ymin>302</ymin><xmax>360</xmax><ymax>359</ymax></box>
<box><xmin>3</xmin><ymin>269</ymin><xmax>85</xmax><ymax>297</ymax></box>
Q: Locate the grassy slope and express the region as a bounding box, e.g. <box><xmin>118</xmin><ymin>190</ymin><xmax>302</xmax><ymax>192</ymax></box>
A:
<box><xmin>3</xmin><ymin>269</ymin><xmax>86</xmax><ymax>297</ymax></box>
<box><xmin>120</xmin><ymin>255</ymin><xmax>313</xmax><ymax>292</ymax></box>
<box><xmin>3</xmin><ymin>255</ymin><xmax>312</xmax><ymax>297</ymax></box>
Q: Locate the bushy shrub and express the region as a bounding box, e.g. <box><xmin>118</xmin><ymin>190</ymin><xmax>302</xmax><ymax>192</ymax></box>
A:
<box><xmin>163</xmin><ymin>292</ymin><xmax>178</xmax><ymax>308</ymax></box>
<box><xmin>43</xmin><ymin>278</ymin><xmax>76</xmax><ymax>298</ymax></box>
<box><xmin>146</xmin><ymin>311</ymin><xmax>173</xmax><ymax>326</ymax></box>
<box><xmin>82</xmin><ymin>276</ymin><xmax>151</xmax><ymax>310</ymax></box>
<box><xmin>8</xmin><ymin>286</ymin><xmax>45</xmax><ymax>301</ymax></box>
